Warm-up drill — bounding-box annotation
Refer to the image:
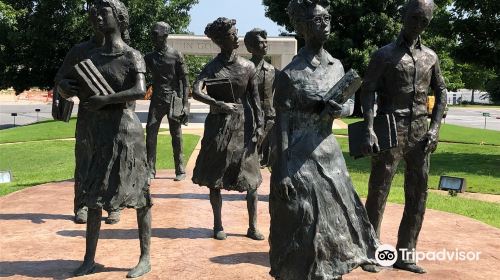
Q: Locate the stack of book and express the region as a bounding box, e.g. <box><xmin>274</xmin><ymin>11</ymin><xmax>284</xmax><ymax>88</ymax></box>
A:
<box><xmin>72</xmin><ymin>59</ymin><xmax>115</xmax><ymax>100</ymax></box>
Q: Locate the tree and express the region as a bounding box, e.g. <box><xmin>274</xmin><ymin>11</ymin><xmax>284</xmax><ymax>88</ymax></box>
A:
<box><xmin>0</xmin><ymin>0</ymin><xmax>198</xmax><ymax>94</ymax></box>
<box><xmin>263</xmin><ymin>0</ymin><xmax>460</xmax><ymax>116</ymax></box>
<box><xmin>451</xmin><ymin>0</ymin><xmax>499</xmax><ymax>104</ymax></box>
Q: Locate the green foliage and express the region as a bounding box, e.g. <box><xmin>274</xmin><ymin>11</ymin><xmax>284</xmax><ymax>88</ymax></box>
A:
<box><xmin>0</xmin><ymin>0</ymin><xmax>198</xmax><ymax>94</ymax></box>
<box><xmin>185</xmin><ymin>55</ymin><xmax>211</xmax><ymax>86</ymax></box>
<box><xmin>485</xmin><ymin>75</ymin><xmax>500</xmax><ymax>104</ymax></box>
<box><xmin>451</xmin><ymin>0</ymin><xmax>499</xmax><ymax>70</ymax></box>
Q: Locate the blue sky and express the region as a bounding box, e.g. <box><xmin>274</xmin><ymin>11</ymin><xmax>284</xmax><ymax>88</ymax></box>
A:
<box><xmin>187</xmin><ymin>0</ymin><xmax>284</xmax><ymax>36</ymax></box>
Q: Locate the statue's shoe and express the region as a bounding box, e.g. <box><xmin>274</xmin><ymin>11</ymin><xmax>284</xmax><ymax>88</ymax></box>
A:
<box><xmin>127</xmin><ymin>260</ymin><xmax>151</xmax><ymax>278</ymax></box>
<box><xmin>74</xmin><ymin>208</ymin><xmax>87</xmax><ymax>224</ymax></box>
<box><xmin>105</xmin><ymin>210</ymin><xmax>120</xmax><ymax>225</ymax></box>
<box><xmin>361</xmin><ymin>264</ymin><xmax>381</xmax><ymax>273</ymax></box>
<box><xmin>393</xmin><ymin>262</ymin><xmax>426</xmax><ymax>274</ymax></box>
<box><xmin>73</xmin><ymin>261</ymin><xmax>96</xmax><ymax>276</ymax></box>
<box><xmin>214</xmin><ymin>230</ymin><xmax>227</xmax><ymax>240</ymax></box>
<box><xmin>246</xmin><ymin>228</ymin><xmax>265</xmax><ymax>241</ymax></box>
<box><xmin>174</xmin><ymin>173</ymin><xmax>186</xmax><ymax>181</ymax></box>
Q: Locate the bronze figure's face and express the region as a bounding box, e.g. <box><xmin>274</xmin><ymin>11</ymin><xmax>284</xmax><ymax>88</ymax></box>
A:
<box><xmin>151</xmin><ymin>23</ymin><xmax>170</xmax><ymax>50</ymax></box>
<box><xmin>402</xmin><ymin>1</ymin><xmax>434</xmax><ymax>39</ymax></box>
<box><xmin>217</xmin><ymin>26</ymin><xmax>239</xmax><ymax>51</ymax></box>
<box><xmin>252</xmin><ymin>35</ymin><xmax>268</xmax><ymax>56</ymax></box>
<box><xmin>306</xmin><ymin>5</ymin><xmax>331</xmax><ymax>42</ymax></box>
<box><xmin>96</xmin><ymin>4</ymin><xmax>119</xmax><ymax>34</ymax></box>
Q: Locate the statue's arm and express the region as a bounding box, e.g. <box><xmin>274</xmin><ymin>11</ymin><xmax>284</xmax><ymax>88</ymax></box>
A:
<box><xmin>429</xmin><ymin>57</ymin><xmax>448</xmax><ymax>133</ymax></box>
<box><xmin>177</xmin><ymin>53</ymin><xmax>190</xmax><ymax>105</ymax></box>
<box><xmin>106</xmin><ymin>73</ymin><xmax>147</xmax><ymax>103</ymax></box>
<box><xmin>361</xmin><ymin>51</ymin><xmax>386</xmax><ymax>130</ymax></box>
<box><xmin>249</xmin><ymin>70</ymin><xmax>264</xmax><ymax>129</ymax></box>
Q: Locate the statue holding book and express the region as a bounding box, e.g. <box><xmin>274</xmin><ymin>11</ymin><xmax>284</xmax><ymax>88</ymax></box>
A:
<box><xmin>60</xmin><ymin>0</ymin><xmax>152</xmax><ymax>277</ymax></box>
<box><xmin>191</xmin><ymin>17</ymin><xmax>265</xmax><ymax>241</ymax></box>
<box><xmin>360</xmin><ymin>0</ymin><xmax>447</xmax><ymax>274</ymax></box>
<box><xmin>269</xmin><ymin>0</ymin><xmax>380</xmax><ymax>279</ymax></box>
<box><xmin>145</xmin><ymin>21</ymin><xmax>189</xmax><ymax>181</ymax></box>
<box><xmin>53</xmin><ymin>1</ymin><xmax>120</xmax><ymax>225</ymax></box>
<box><xmin>244</xmin><ymin>28</ymin><xmax>278</xmax><ymax>167</ymax></box>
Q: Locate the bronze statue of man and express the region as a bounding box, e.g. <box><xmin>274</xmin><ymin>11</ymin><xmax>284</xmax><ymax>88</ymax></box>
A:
<box><xmin>145</xmin><ymin>22</ymin><xmax>189</xmax><ymax>181</ymax></box>
<box><xmin>54</xmin><ymin>2</ymin><xmax>120</xmax><ymax>225</ymax></box>
<box><xmin>244</xmin><ymin>28</ymin><xmax>278</xmax><ymax>167</ymax></box>
<box><xmin>361</xmin><ymin>0</ymin><xmax>447</xmax><ymax>274</ymax></box>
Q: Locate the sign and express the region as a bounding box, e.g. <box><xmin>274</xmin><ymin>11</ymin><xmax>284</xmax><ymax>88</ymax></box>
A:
<box><xmin>0</xmin><ymin>171</ymin><xmax>12</xmax><ymax>184</ymax></box>
<box><xmin>483</xmin><ymin>112</ymin><xmax>491</xmax><ymax>117</ymax></box>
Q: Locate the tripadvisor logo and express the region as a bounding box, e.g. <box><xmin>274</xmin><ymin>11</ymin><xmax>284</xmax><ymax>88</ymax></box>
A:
<box><xmin>375</xmin><ymin>244</ymin><xmax>398</xmax><ymax>266</ymax></box>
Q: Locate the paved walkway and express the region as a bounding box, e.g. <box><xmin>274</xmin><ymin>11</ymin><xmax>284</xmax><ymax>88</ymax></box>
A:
<box><xmin>1</xmin><ymin>139</ymin><xmax>500</xmax><ymax>279</ymax></box>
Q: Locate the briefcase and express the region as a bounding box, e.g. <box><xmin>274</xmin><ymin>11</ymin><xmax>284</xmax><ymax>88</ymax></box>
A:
<box><xmin>169</xmin><ymin>95</ymin><xmax>189</xmax><ymax>125</ymax></box>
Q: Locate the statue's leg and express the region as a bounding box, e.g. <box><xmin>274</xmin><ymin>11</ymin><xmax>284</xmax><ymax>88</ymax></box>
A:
<box><xmin>209</xmin><ymin>189</ymin><xmax>226</xmax><ymax>240</ymax></box>
<box><xmin>394</xmin><ymin>142</ymin><xmax>429</xmax><ymax>274</ymax></box>
<box><xmin>365</xmin><ymin>147</ymin><xmax>402</xmax><ymax>237</ymax></box>
<box><xmin>168</xmin><ymin>116</ymin><xmax>185</xmax><ymax>180</ymax></box>
<box><xmin>146</xmin><ymin>102</ymin><xmax>165</xmax><ymax>179</ymax></box>
<box><xmin>74</xmin><ymin>181</ymin><xmax>88</xmax><ymax>224</ymax></box>
<box><xmin>74</xmin><ymin>208</ymin><xmax>102</xmax><ymax>276</ymax></box>
<box><xmin>246</xmin><ymin>188</ymin><xmax>264</xmax><ymax>240</ymax></box>
<box><xmin>127</xmin><ymin>206</ymin><xmax>152</xmax><ymax>278</ymax></box>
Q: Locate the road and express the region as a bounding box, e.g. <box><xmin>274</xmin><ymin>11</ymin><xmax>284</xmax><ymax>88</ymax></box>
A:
<box><xmin>1</xmin><ymin>100</ymin><xmax>500</xmax><ymax>131</ymax></box>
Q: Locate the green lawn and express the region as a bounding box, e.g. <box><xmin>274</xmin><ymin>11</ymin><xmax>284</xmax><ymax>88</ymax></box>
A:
<box><xmin>0</xmin><ymin>119</ymin><xmax>170</xmax><ymax>144</ymax></box>
<box><xmin>336</xmin><ymin>117</ymin><xmax>500</xmax><ymax>145</ymax></box>
<box><xmin>0</xmin><ymin>134</ymin><xmax>200</xmax><ymax>196</ymax></box>
<box><xmin>335</xmin><ymin>137</ymin><xmax>500</xmax><ymax>228</ymax></box>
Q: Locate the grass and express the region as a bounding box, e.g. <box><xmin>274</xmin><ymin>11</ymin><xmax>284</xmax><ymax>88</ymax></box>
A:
<box><xmin>335</xmin><ymin>117</ymin><xmax>500</xmax><ymax>146</ymax></box>
<box><xmin>0</xmin><ymin>119</ymin><xmax>171</xmax><ymax>144</ymax></box>
<box><xmin>335</xmin><ymin>137</ymin><xmax>500</xmax><ymax>228</ymax></box>
<box><xmin>0</xmin><ymin>134</ymin><xmax>200</xmax><ymax>196</ymax></box>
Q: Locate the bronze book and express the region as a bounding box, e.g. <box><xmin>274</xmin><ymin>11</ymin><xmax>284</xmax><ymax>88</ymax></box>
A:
<box><xmin>323</xmin><ymin>69</ymin><xmax>362</xmax><ymax>104</ymax></box>
<box><xmin>347</xmin><ymin>114</ymin><xmax>398</xmax><ymax>159</ymax></box>
<box><xmin>72</xmin><ymin>59</ymin><xmax>115</xmax><ymax>100</ymax></box>
<box><xmin>203</xmin><ymin>78</ymin><xmax>235</xmax><ymax>103</ymax></box>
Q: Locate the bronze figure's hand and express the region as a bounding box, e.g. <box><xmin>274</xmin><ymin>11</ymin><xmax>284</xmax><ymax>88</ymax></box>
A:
<box><xmin>361</xmin><ymin>128</ymin><xmax>380</xmax><ymax>155</ymax></box>
<box><xmin>83</xmin><ymin>95</ymin><xmax>109</xmax><ymax>111</ymax></box>
<box><xmin>325</xmin><ymin>100</ymin><xmax>343</xmax><ymax>119</ymax></box>
<box><xmin>423</xmin><ymin>130</ymin><xmax>438</xmax><ymax>154</ymax></box>
<box><xmin>219</xmin><ymin>102</ymin><xmax>238</xmax><ymax>114</ymax></box>
<box><xmin>58</xmin><ymin>79</ymin><xmax>79</xmax><ymax>99</ymax></box>
<box><xmin>276</xmin><ymin>177</ymin><xmax>296</xmax><ymax>201</ymax></box>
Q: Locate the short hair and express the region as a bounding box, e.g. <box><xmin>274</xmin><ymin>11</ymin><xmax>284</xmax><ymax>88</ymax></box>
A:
<box><xmin>204</xmin><ymin>17</ymin><xmax>237</xmax><ymax>43</ymax></box>
<box><xmin>287</xmin><ymin>0</ymin><xmax>330</xmax><ymax>30</ymax></box>
<box><xmin>152</xmin><ymin>21</ymin><xmax>172</xmax><ymax>35</ymax></box>
<box><xmin>244</xmin><ymin>28</ymin><xmax>267</xmax><ymax>52</ymax></box>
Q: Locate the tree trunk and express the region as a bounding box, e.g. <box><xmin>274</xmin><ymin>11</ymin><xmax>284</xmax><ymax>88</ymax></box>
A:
<box><xmin>471</xmin><ymin>89</ymin><xmax>475</xmax><ymax>104</ymax></box>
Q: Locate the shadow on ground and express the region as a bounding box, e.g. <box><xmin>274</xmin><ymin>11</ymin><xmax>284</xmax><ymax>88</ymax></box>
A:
<box><xmin>210</xmin><ymin>252</ymin><xmax>270</xmax><ymax>268</ymax></box>
<box><xmin>0</xmin><ymin>260</ymin><xmax>127</xmax><ymax>279</ymax></box>
<box><xmin>0</xmin><ymin>213</ymin><xmax>73</xmax><ymax>224</ymax></box>
<box><xmin>58</xmin><ymin>227</ymin><xmax>215</xmax><ymax>240</ymax></box>
<box><xmin>151</xmin><ymin>193</ymin><xmax>269</xmax><ymax>202</ymax></box>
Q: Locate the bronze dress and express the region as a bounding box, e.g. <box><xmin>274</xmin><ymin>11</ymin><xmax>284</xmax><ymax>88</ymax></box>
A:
<box><xmin>269</xmin><ymin>48</ymin><xmax>378</xmax><ymax>279</ymax></box>
<box><xmin>79</xmin><ymin>46</ymin><xmax>152</xmax><ymax>212</ymax></box>
<box><xmin>192</xmin><ymin>53</ymin><xmax>262</xmax><ymax>192</ymax></box>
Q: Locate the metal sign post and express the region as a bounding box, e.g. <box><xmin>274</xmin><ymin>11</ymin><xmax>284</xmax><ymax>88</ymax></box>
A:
<box><xmin>482</xmin><ymin>112</ymin><xmax>491</xmax><ymax>129</ymax></box>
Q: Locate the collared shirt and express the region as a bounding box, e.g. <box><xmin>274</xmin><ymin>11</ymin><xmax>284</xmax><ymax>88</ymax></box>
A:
<box><xmin>144</xmin><ymin>46</ymin><xmax>187</xmax><ymax>102</ymax></box>
<box><xmin>362</xmin><ymin>33</ymin><xmax>447</xmax><ymax>119</ymax></box>
<box><xmin>252</xmin><ymin>58</ymin><xmax>278</xmax><ymax>118</ymax></box>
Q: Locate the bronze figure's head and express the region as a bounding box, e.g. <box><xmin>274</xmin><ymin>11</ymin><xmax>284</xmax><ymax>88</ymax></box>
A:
<box><xmin>287</xmin><ymin>0</ymin><xmax>331</xmax><ymax>42</ymax></box>
<box><xmin>205</xmin><ymin>17</ymin><xmax>239</xmax><ymax>51</ymax></box>
<box><xmin>244</xmin><ymin>28</ymin><xmax>268</xmax><ymax>57</ymax></box>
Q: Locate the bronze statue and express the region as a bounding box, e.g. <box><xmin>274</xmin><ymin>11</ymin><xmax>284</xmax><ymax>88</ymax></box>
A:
<box><xmin>60</xmin><ymin>0</ymin><xmax>152</xmax><ymax>277</ymax></box>
<box><xmin>269</xmin><ymin>1</ymin><xmax>379</xmax><ymax>279</ymax></box>
<box><xmin>145</xmin><ymin>21</ymin><xmax>189</xmax><ymax>181</ymax></box>
<box><xmin>191</xmin><ymin>18</ymin><xmax>265</xmax><ymax>241</ymax></box>
<box><xmin>361</xmin><ymin>0</ymin><xmax>447</xmax><ymax>274</ymax></box>
<box><xmin>244</xmin><ymin>28</ymin><xmax>278</xmax><ymax>167</ymax></box>
<box><xmin>54</xmin><ymin>2</ymin><xmax>120</xmax><ymax>225</ymax></box>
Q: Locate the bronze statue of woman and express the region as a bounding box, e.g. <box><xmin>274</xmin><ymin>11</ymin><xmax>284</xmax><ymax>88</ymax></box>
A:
<box><xmin>269</xmin><ymin>0</ymin><xmax>380</xmax><ymax>279</ymax></box>
<box><xmin>191</xmin><ymin>18</ymin><xmax>265</xmax><ymax>241</ymax></box>
<box><xmin>72</xmin><ymin>0</ymin><xmax>151</xmax><ymax>277</ymax></box>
